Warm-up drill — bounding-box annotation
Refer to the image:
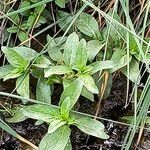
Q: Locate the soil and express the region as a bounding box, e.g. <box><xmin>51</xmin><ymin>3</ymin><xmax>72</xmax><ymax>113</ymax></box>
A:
<box><xmin>1</xmin><ymin>73</ymin><xmax>150</xmax><ymax>150</ymax></box>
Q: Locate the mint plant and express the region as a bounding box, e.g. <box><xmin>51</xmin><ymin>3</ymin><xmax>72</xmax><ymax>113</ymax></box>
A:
<box><xmin>0</xmin><ymin>46</ymin><xmax>51</xmax><ymax>103</ymax></box>
<box><xmin>7</xmin><ymin>1</ymin><xmax>47</xmax><ymax>43</ymax></box>
<box><xmin>46</xmin><ymin>32</ymin><xmax>114</xmax><ymax>101</ymax></box>
<box><xmin>6</xmin><ymin>78</ymin><xmax>109</xmax><ymax>150</ymax></box>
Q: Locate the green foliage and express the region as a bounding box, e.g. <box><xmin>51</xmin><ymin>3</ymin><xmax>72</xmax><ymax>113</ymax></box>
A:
<box><xmin>76</xmin><ymin>12</ymin><xmax>99</xmax><ymax>38</ymax></box>
<box><xmin>7</xmin><ymin>1</ymin><xmax>47</xmax><ymax>43</ymax></box>
<box><xmin>39</xmin><ymin>125</ymin><xmax>71</xmax><ymax>150</ymax></box>
<box><xmin>73</xmin><ymin>114</ymin><xmax>109</xmax><ymax>139</ymax></box>
<box><xmin>36</xmin><ymin>77</ymin><xmax>51</xmax><ymax>103</ymax></box>
<box><xmin>1</xmin><ymin>2</ymin><xmax>150</xmax><ymax>149</ymax></box>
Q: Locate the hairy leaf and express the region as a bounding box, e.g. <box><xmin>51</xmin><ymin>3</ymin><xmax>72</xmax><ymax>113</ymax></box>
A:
<box><xmin>16</xmin><ymin>74</ymin><xmax>30</xmax><ymax>100</ymax></box>
<box><xmin>33</xmin><ymin>55</ymin><xmax>51</xmax><ymax>68</ymax></box>
<box><xmin>63</xmin><ymin>32</ymin><xmax>79</xmax><ymax>66</ymax></box>
<box><xmin>0</xmin><ymin>65</ymin><xmax>15</xmax><ymax>79</ymax></box>
<box><xmin>121</xmin><ymin>58</ymin><xmax>140</xmax><ymax>83</ymax></box>
<box><xmin>1</xmin><ymin>46</ymin><xmax>29</xmax><ymax>69</ymax></box>
<box><xmin>76</xmin><ymin>12</ymin><xmax>99</xmax><ymax>37</ymax></box>
<box><xmin>48</xmin><ymin>119</ymin><xmax>66</xmax><ymax>134</ymax></box>
<box><xmin>61</xmin><ymin>97</ymin><xmax>70</xmax><ymax>119</ymax></box>
<box><xmin>74</xmin><ymin>39</ymin><xmax>87</xmax><ymax>70</ymax></box>
<box><xmin>59</xmin><ymin>78</ymin><xmax>83</xmax><ymax>110</ymax></box>
<box><xmin>87</xmin><ymin>40</ymin><xmax>105</xmax><ymax>62</ymax></box>
<box><xmin>90</xmin><ymin>60</ymin><xmax>114</xmax><ymax>75</ymax></box>
<box><xmin>55</xmin><ymin>0</ymin><xmax>65</xmax><ymax>8</ymax></box>
<box><xmin>79</xmin><ymin>74</ymin><xmax>99</xmax><ymax>94</ymax></box>
<box><xmin>44</xmin><ymin>65</ymin><xmax>72</xmax><ymax>77</ymax></box>
<box><xmin>36</xmin><ymin>77</ymin><xmax>51</xmax><ymax>103</ymax></box>
<box><xmin>39</xmin><ymin>125</ymin><xmax>71</xmax><ymax>150</ymax></box>
<box><xmin>73</xmin><ymin>115</ymin><xmax>109</xmax><ymax>139</ymax></box>
<box><xmin>21</xmin><ymin>104</ymin><xmax>60</xmax><ymax>123</ymax></box>
<box><xmin>5</xmin><ymin>106</ymin><xmax>28</xmax><ymax>123</ymax></box>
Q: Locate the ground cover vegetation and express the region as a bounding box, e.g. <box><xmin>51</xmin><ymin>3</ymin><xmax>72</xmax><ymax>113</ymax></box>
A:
<box><xmin>0</xmin><ymin>0</ymin><xmax>150</xmax><ymax>149</ymax></box>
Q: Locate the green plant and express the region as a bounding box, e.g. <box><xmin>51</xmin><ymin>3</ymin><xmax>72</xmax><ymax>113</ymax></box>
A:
<box><xmin>0</xmin><ymin>46</ymin><xmax>51</xmax><ymax>103</ymax></box>
<box><xmin>1</xmin><ymin>0</ymin><xmax>150</xmax><ymax>149</ymax></box>
<box><xmin>7</xmin><ymin>1</ymin><xmax>47</xmax><ymax>43</ymax></box>
<box><xmin>46</xmin><ymin>32</ymin><xmax>114</xmax><ymax>101</ymax></box>
<box><xmin>6</xmin><ymin>79</ymin><xmax>109</xmax><ymax>149</ymax></box>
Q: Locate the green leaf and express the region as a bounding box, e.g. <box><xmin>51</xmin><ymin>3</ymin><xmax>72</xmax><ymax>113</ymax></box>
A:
<box><xmin>47</xmin><ymin>75</ymin><xmax>61</xmax><ymax>85</ymax></box>
<box><xmin>7</xmin><ymin>26</ymin><xmax>18</xmax><ymax>33</ymax></box>
<box><xmin>16</xmin><ymin>74</ymin><xmax>30</xmax><ymax>100</ymax></box>
<box><xmin>63</xmin><ymin>79</ymin><xmax>73</xmax><ymax>89</ymax></box>
<box><xmin>87</xmin><ymin>40</ymin><xmax>105</xmax><ymax>62</ymax></box>
<box><xmin>30</xmin><ymin>67</ymin><xmax>43</xmax><ymax>78</ymax></box>
<box><xmin>61</xmin><ymin>97</ymin><xmax>70</xmax><ymax>119</ymax></box>
<box><xmin>3</xmin><ymin>68</ymin><xmax>23</xmax><ymax>81</ymax></box>
<box><xmin>59</xmin><ymin>78</ymin><xmax>83</xmax><ymax>110</ymax></box>
<box><xmin>111</xmin><ymin>49</ymin><xmax>132</xmax><ymax>73</ymax></box>
<box><xmin>44</xmin><ymin>65</ymin><xmax>72</xmax><ymax>77</ymax></box>
<box><xmin>76</xmin><ymin>12</ymin><xmax>99</xmax><ymax>37</ymax></box>
<box><xmin>56</xmin><ymin>11</ymin><xmax>73</xmax><ymax>33</ymax></box>
<box><xmin>64</xmin><ymin>139</ymin><xmax>72</xmax><ymax>150</ymax></box>
<box><xmin>5</xmin><ymin>106</ymin><xmax>28</xmax><ymax>123</ymax></box>
<box><xmin>39</xmin><ymin>125</ymin><xmax>71</xmax><ymax>150</ymax></box>
<box><xmin>129</xmin><ymin>34</ymin><xmax>138</xmax><ymax>54</ymax></box>
<box><xmin>33</xmin><ymin>55</ymin><xmax>51</xmax><ymax>68</ymax></box>
<box><xmin>21</xmin><ymin>104</ymin><xmax>60</xmax><ymax>123</ymax></box>
<box><xmin>121</xmin><ymin>58</ymin><xmax>140</xmax><ymax>83</ymax></box>
<box><xmin>55</xmin><ymin>0</ymin><xmax>65</xmax><ymax>8</ymax></box>
<box><xmin>48</xmin><ymin>119</ymin><xmax>66</xmax><ymax>134</ymax></box>
<box><xmin>79</xmin><ymin>74</ymin><xmax>99</xmax><ymax>94</ymax></box>
<box><xmin>90</xmin><ymin>60</ymin><xmax>115</xmax><ymax>75</ymax></box>
<box><xmin>27</xmin><ymin>14</ymin><xmax>36</xmax><ymax>27</ymax></box>
<box><xmin>38</xmin><ymin>16</ymin><xmax>47</xmax><ymax>24</ymax></box>
<box><xmin>20</xmin><ymin>0</ymin><xmax>31</xmax><ymax>16</ymax></box>
<box><xmin>63</xmin><ymin>32</ymin><xmax>79</xmax><ymax>66</ymax></box>
<box><xmin>18</xmin><ymin>31</ymin><xmax>29</xmax><ymax>42</ymax></box>
<box><xmin>0</xmin><ymin>65</ymin><xmax>15</xmax><ymax>79</ymax></box>
<box><xmin>9</xmin><ymin>12</ymin><xmax>20</xmax><ymax>24</ymax></box>
<box><xmin>47</xmin><ymin>35</ymin><xmax>63</xmax><ymax>61</ymax></box>
<box><xmin>106</xmin><ymin>10</ymin><xmax>125</xmax><ymax>44</ymax></box>
<box><xmin>74</xmin><ymin>39</ymin><xmax>87</xmax><ymax>70</ymax></box>
<box><xmin>73</xmin><ymin>115</ymin><xmax>109</xmax><ymax>139</ymax></box>
<box><xmin>1</xmin><ymin>46</ymin><xmax>29</xmax><ymax>69</ymax></box>
<box><xmin>0</xmin><ymin>119</ymin><xmax>18</xmax><ymax>139</ymax></box>
<box><xmin>0</xmin><ymin>29</ymin><xmax>9</xmax><ymax>44</ymax></box>
<box><xmin>35</xmin><ymin>120</ymin><xmax>44</xmax><ymax>126</ymax></box>
<box><xmin>81</xmin><ymin>87</ymin><xmax>94</xmax><ymax>101</ymax></box>
<box><xmin>36</xmin><ymin>77</ymin><xmax>51</xmax><ymax>103</ymax></box>
<box><xmin>12</xmin><ymin>46</ymin><xmax>38</xmax><ymax>61</ymax></box>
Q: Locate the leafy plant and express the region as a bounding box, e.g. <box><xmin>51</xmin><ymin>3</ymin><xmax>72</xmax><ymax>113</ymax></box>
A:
<box><xmin>7</xmin><ymin>1</ymin><xmax>47</xmax><ymax>43</ymax></box>
<box><xmin>0</xmin><ymin>46</ymin><xmax>51</xmax><ymax>103</ymax></box>
<box><xmin>6</xmin><ymin>79</ymin><xmax>109</xmax><ymax>149</ymax></box>
<box><xmin>46</xmin><ymin>32</ymin><xmax>114</xmax><ymax>101</ymax></box>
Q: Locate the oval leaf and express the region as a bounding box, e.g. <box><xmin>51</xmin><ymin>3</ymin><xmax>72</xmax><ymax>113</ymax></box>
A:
<box><xmin>59</xmin><ymin>78</ymin><xmax>83</xmax><ymax>110</ymax></box>
<box><xmin>63</xmin><ymin>32</ymin><xmax>79</xmax><ymax>66</ymax></box>
<box><xmin>16</xmin><ymin>74</ymin><xmax>30</xmax><ymax>103</ymax></box>
<box><xmin>76</xmin><ymin>12</ymin><xmax>99</xmax><ymax>37</ymax></box>
<box><xmin>39</xmin><ymin>125</ymin><xmax>71</xmax><ymax>150</ymax></box>
<box><xmin>48</xmin><ymin>120</ymin><xmax>66</xmax><ymax>134</ymax></box>
<box><xmin>79</xmin><ymin>74</ymin><xmax>99</xmax><ymax>94</ymax></box>
<box><xmin>1</xmin><ymin>46</ymin><xmax>29</xmax><ymax>69</ymax></box>
<box><xmin>21</xmin><ymin>104</ymin><xmax>60</xmax><ymax>123</ymax></box>
<box><xmin>73</xmin><ymin>115</ymin><xmax>109</xmax><ymax>139</ymax></box>
<box><xmin>36</xmin><ymin>77</ymin><xmax>51</xmax><ymax>103</ymax></box>
<box><xmin>44</xmin><ymin>65</ymin><xmax>72</xmax><ymax>77</ymax></box>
